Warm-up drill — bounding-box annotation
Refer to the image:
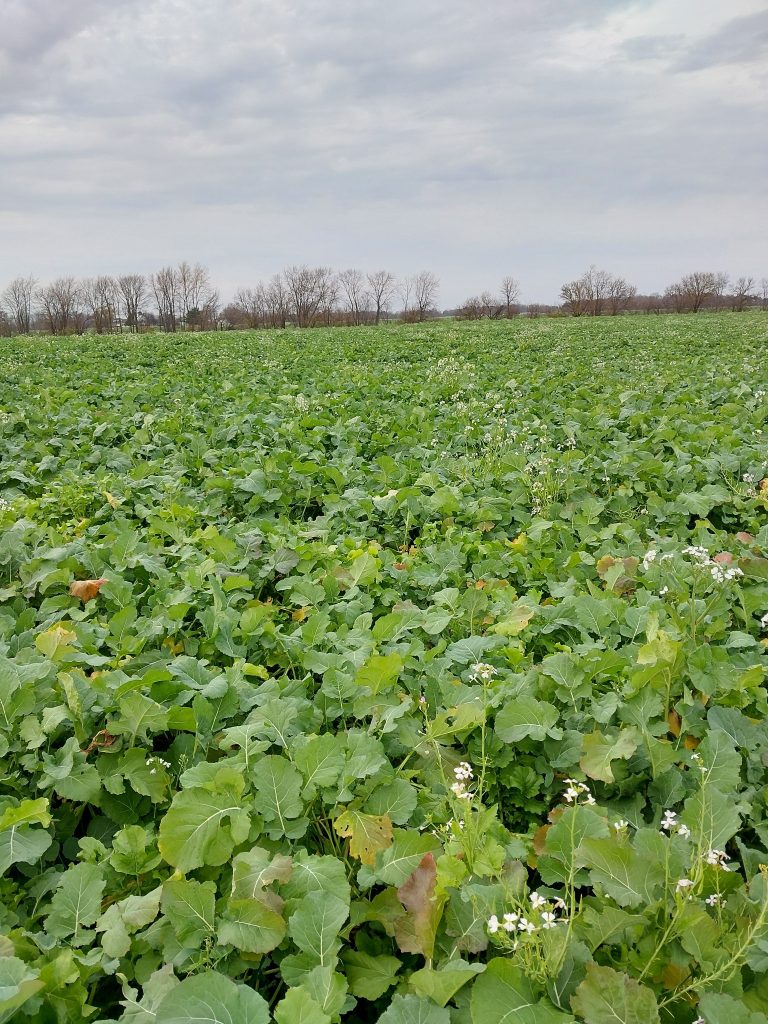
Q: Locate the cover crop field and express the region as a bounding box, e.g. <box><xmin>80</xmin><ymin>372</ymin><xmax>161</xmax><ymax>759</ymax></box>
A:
<box><xmin>1</xmin><ymin>313</ymin><xmax>768</xmax><ymax>1024</ymax></box>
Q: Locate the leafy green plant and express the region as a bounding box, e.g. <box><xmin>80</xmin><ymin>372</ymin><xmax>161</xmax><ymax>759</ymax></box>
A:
<box><xmin>0</xmin><ymin>313</ymin><xmax>767</xmax><ymax>1022</ymax></box>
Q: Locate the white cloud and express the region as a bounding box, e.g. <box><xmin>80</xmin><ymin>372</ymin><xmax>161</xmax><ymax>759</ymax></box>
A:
<box><xmin>0</xmin><ymin>0</ymin><xmax>765</xmax><ymax>304</ymax></box>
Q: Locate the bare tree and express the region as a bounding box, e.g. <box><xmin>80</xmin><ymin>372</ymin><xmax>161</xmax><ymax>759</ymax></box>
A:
<box><xmin>409</xmin><ymin>271</ymin><xmax>439</xmax><ymax>321</ymax></box>
<box><xmin>1</xmin><ymin>275</ymin><xmax>36</xmax><ymax>334</ymax></box>
<box><xmin>560</xmin><ymin>276</ymin><xmax>590</xmax><ymax>316</ymax></box>
<box><xmin>607</xmin><ymin>276</ymin><xmax>637</xmax><ymax>315</ymax></box>
<box><xmin>456</xmin><ymin>296</ymin><xmax>483</xmax><ymax>320</ymax></box>
<box><xmin>478</xmin><ymin>291</ymin><xmax>501</xmax><ymax>318</ymax></box>
<box><xmin>150</xmin><ymin>266</ymin><xmax>178</xmax><ymax>332</ymax></box>
<box><xmin>366</xmin><ymin>270</ymin><xmax>396</xmax><ymax>325</ymax></box>
<box><xmin>711</xmin><ymin>272</ymin><xmax>729</xmax><ymax>310</ymax></box>
<box><xmin>117</xmin><ymin>273</ymin><xmax>146</xmax><ymax>333</ymax></box>
<box><xmin>338</xmin><ymin>268</ymin><xmax>369</xmax><ymax>326</ymax></box>
<box><xmin>266</xmin><ymin>275</ymin><xmax>289</xmax><ymax>328</ymax></box>
<box><xmin>672</xmin><ymin>272</ymin><xmax>720</xmax><ymax>313</ymax></box>
<box><xmin>500</xmin><ymin>276</ymin><xmax>520</xmax><ymax>317</ymax></box>
<box><xmin>231</xmin><ymin>287</ymin><xmax>264</xmax><ymax>328</ymax></box>
<box><xmin>82</xmin><ymin>275</ymin><xmax>119</xmax><ymax>333</ymax></box>
<box><xmin>37</xmin><ymin>277</ymin><xmax>83</xmax><ymax>335</ymax></box>
<box><xmin>283</xmin><ymin>265</ymin><xmax>336</xmax><ymax>327</ymax></box>
<box><xmin>176</xmin><ymin>261</ymin><xmax>217</xmax><ymax>329</ymax></box>
<box><xmin>664</xmin><ymin>282</ymin><xmax>688</xmax><ymax>313</ymax></box>
<box><xmin>730</xmin><ymin>276</ymin><xmax>755</xmax><ymax>312</ymax></box>
<box><xmin>761</xmin><ymin>278</ymin><xmax>768</xmax><ymax>311</ymax></box>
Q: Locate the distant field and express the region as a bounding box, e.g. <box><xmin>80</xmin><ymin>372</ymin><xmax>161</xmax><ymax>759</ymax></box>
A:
<box><xmin>2</xmin><ymin>313</ymin><xmax>768</xmax><ymax>1022</ymax></box>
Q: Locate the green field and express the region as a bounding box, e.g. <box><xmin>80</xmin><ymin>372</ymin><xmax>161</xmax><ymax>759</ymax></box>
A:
<box><xmin>1</xmin><ymin>314</ymin><xmax>768</xmax><ymax>1023</ymax></box>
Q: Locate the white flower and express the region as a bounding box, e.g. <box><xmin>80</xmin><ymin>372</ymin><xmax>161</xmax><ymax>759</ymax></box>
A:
<box><xmin>503</xmin><ymin>913</ymin><xmax>519</xmax><ymax>931</ymax></box>
<box><xmin>450</xmin><ymin>781</ymin><xmax>471</xmax><ymax>800</ymax></box>
<box><xmin>487</xmin><ymin>915</ymin><xmax>500</xmax><ymax>934</ymax></box>
<box><xmin>761</xmin><ymin>612</ymin><xmax>768</xmax><ymax>630</ymax></box>
<box><xmin>676</xmin><ymin>878</ymin><xmax>693</xmax><ymax>891</ymax></box>
<box><xmin>704</xmin><ymin>849</ymin><xmax>730</xmax><ymax>869</ymax></box>
<box><xmin>469</xmin><ymin>662</ymin><xmax>496</xmax><ymax>682</ymax></box>
<box><xmin>517</xmin><ymin>918</ymin><xmax>537</xmax><ymax>934</ymax></box>
<box><xmin>541</xmin><ymin>911</ymin><xmax>557</xmax><ymax>929</ymax></box>
<box><xmin>454</xmin><ymin>762</ymin><xmax>473</xmax><ymax>782</ymax></box>
<box><xmin>659</xmin><ymin>586</ymin><xmax>669</xmax><ymax>596</ymax></box>
<box><xmin>642</xmin><ymin>549</ymin><xmax>657</xmax><ymax>569</ymax></box>
<box><xmin>706</xmin><ymin>894</ymin><xmax>721</xmax><ymax>906</ymax></box>
<box><xmin>677</xmin><ymin>824</ymin><xmax>691</xmax><ymax>838</ymax></box>
<box><xmin>661</xmin><ymin>810</ymin><xmax>677</xmax><ymax>831</ymax></box>
<box><xmin>529</xmin><ymin>892</ymin><xmax>547</xmax><ymax>910</ymax></box>
<box><xmin>613</xmin><ymin>820</ymin><xmax>629</xmax><ymax>831</ymax></box>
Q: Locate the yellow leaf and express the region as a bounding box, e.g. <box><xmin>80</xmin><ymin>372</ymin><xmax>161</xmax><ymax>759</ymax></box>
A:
<box><xmin>334</xmin><ymin>809</ymin><xmax>393</xmax><ymax>865</ymax></box>
<box><xmin>35</xmin><ymin>623</ymin><xmax>77</xmax><ymax>660</ymax></box>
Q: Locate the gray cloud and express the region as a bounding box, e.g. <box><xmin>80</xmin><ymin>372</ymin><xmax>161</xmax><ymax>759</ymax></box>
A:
<box><xmin>0</xmin><ymin>0</ymin><xmax>765</xmax><ymax>304</ymax></box>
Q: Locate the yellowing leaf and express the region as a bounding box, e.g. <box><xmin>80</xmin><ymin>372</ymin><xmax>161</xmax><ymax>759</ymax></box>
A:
<box><xmin>334</xmin><ymin>809</ymin><xmax>393</xmax><ymax>865</ymax></box>
<box><xmin>35</xmin><ymin>623</ymin><xmax>77</xmax><ymax>660</ymax></box>
<box><xmin>69</xmin><ymin>578</ymin><xmax>108</xmax><ymax>602</ymax></box>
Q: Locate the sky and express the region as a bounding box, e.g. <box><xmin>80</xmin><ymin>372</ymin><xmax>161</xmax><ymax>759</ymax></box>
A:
<box><xmin>1</xmin><ymin>0</ymin><xmax>766</xmax><ymax>306</ymax></box>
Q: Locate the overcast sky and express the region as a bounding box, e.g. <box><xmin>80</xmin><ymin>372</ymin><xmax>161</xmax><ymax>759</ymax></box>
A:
<box><xmin>1</xmin><ymin>0</ymin><xmax>766</xmax><ymax>305</ymax></box>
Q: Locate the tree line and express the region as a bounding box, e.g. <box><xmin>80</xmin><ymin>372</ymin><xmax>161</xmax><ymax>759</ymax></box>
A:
<box><xmin>0</xmin><ymin>263</ymin><xmax>766</xmax><ymax>336</ymax></box>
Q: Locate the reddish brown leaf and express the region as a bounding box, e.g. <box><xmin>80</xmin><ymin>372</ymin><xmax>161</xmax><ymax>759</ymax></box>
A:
<box><xmin>395</xmin><ymin>852</ymin><xmax>445</xmax><ymax>958</ymax></box>
<box><xmin>667</xmin><ymin>709</ymin><xmax>682</xmax><ymax>737</ymax></box>
<box><xmin>736</xmin><ymin>532</ymin><xmax>755</xmax><ymax>544</ymax></box>
<box><xmin>69</xmin><ymin>578</ymin><xmax>108</xmax><ymax>602</ymax></box>
<box><xmin>713</xmin><ymin>552</ymin><xmax>733</xmax><ymax>565</ymax></box>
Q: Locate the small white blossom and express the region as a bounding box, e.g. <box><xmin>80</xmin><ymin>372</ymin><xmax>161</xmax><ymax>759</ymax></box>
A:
<box><xmin>488</xmin><ymin>915</ymin><xmax>500</xmax><ymax>934</ymax></box>
<box><xmin>541</xmin><ymin>911</ymin><xmax>558</xmax><ymax>929</ymax></box>
<box><xmin>661</xmin><ymin>810</ymin><xmax>677</xmax><ymax>831</ymax></box>
<box><xmin>454</xmin><ymin>762</ymin><xmax>473</xmax><ymax>782</ymax></box>
<box><xmin>450</xmin><ymin>781</ymin><xmax>471</xmax><ymax>800</ymax></box>
<box><xmin>677</xmin><ymin>823</ymin><xmax>691</xmax><ymax>838</ymax></box>
<box><xmin>642</xmin><ymin>549</ymin><xmax>657</xmax><ymax>569</ymax></box>
<box><xmin>659</xmin><ymin>586</ymin><xmax>669</xmax><ymax>596</ymax></box>
<box><xmin>704</xmin><ymin>849</ymin><xmax>731</xmax><ymax>869</ymax></box>
<box><xmin>761</xmin><ymin>612</ymin><xmax>768</xmax><ymax>630</ymax></box>
<box><xmin>503</xmin><ymin>913</ymin><xmax>519</xmax><ymax>932</ymax></box>
<box><xmin>517</xmin><ymin>918</ymin><xmax>537</xmax><ymax>934</ymax></box>
<box><xmin>469</xmin><ymin>662</ymin><xmax>497</xmax><ymax>682</ymax></box>
<box><xmin>613</xmin><ymin>820</ymin><xmax>629</xmax><ymax>832</ymax></box>
<box><xmin>676</xmin><ymin>878</ymin><xmax>693</xmax><ymax>891</ymax></box>
<box><xmin>529</xmin><ymin>892</ymin><xmax>547</xmax><ymax>910</ymax></box>
<box><xmin>706</xmin><ymin>894</ymin><xmax>722</xmax><ymax>906</ymax></box>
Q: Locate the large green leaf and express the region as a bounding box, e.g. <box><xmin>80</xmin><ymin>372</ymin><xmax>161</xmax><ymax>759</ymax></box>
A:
<box><xmin>251</xmin><ymin>755</ymin><xmax>305</xmax><ymax>833</ymax></box>
<box><xmin>495</xmin><ymin>696</ymin><xmax>563</xmax><ymax>742</ymax></box>
<box><xmin>470</xmin><ymin>959</ymin><xmax>571</xmax><ymax>1024</ymax></box>
<box><xmin>341</xmin><ymin>950</ymin><xmax>402</xmax><ymax>1000</ymax></box>
<box><xmin>570</xmin><ymin>964</ymin><xmax>659</xmax><ymax>1024</ymax></box>
<box><xmin>155</xmin><ymin>971</ymin><xmax>269</xmax><ymax>1024</ymax></box>
<box><xmin>288</xmin><ymin>890</ymin><xmax>349</xmax><ymax>964</ymax></box>
<box><xmin>44</xmin><ymin>862</ymin><xmax>106</xmax><ymax>942</ymax></box>
<box><xmin>378</xmin><ymin>993</ymin><xmax>450</xmax><ymax>1024</ymax></box>
<box><xmin>158</xmin><ymin>789</ymin><xmax>250</xmax><ymax>871</ymax></box>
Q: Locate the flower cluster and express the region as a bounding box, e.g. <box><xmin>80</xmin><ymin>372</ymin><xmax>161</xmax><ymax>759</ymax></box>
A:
<box><xmin>660</xmin><ymin>810</ymin><xmax>691</xmax><ymax>838</ymax></box>
<box><xmin>704</xmin><ymin>848</ymin><xmax>731</xmax><ymax>870</ymax></box>
<box><xmin>450</xmin><ymin>762</ymin><xmax>474</xmax><ymax>800</ymax></box>
<box><xmin>563</xmin><ymin>778</ymin><xmax>595</xmax><ymax>806</ymax></box>
<box><xmin>760</xmin><ymin>612</ymin><xmax>768</xmax><ymax>630</ymax></box>
<box><xmin>487</xmin><ymin>892</ymin><xmax>568</xmax><ymax>942</ymax></box>
<box><xmin>147</xmin><ymin>755</ymin><xmax>171</xmax><ymax>776</ymax></box>
<box><xmin>682</xmin><ymin>545</ymin><xmax>743</xmax><ymax>583</ymax></box>
<box><xmin>469</xmin><ymin>662</ymin><xmax>496</xmax><ymax>682</ymax></box>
